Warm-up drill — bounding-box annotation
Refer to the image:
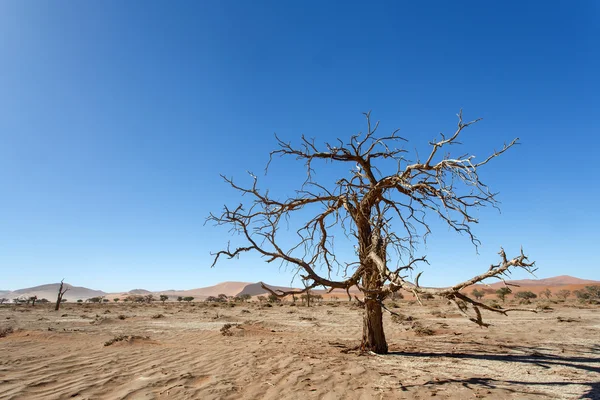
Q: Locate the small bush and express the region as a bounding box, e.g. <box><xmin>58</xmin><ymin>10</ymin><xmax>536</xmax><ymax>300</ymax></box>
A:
<box><xmin>151</xmin><ymin>314</ymin><xmax>164</xmax><ymax>319</ymax></box>
<box><xmin>220</xmin><ymin>323</ymin><xmax>236</xmax><ymax>336</ymax></box>
<box><xmin>0</xmin><ymin>326</ymin><xmax>14</xmax><ymax>338</ymax></box>
<box><xmin>391</xmin><ymin>313</ymin><xmax>414</xmax><ymax>323</ymax></box>
<box><xmin>118</xmin><ymin>315</ymin><xmax>127</xmax><ymax>320</ymax></box>
<box><xmin>489</xmin><ymin>300</ymin><xmax>502</xmax><ymax>309</ymax></box>
<box><xmin>104</xmin><ymin>335</ymin><xmax>149</xmax><ymax>346</ymax></box>
<box><xmin>412</xmin><ymin>322</ymin><xmax>434</xmax><ymax>336</ymax></box>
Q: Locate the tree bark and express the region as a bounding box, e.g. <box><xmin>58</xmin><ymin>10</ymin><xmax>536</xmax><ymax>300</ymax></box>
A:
<box><xmin>362</xmin><ymin>296</ymin><xmax>388</xmax><ymax>354</ymax></box>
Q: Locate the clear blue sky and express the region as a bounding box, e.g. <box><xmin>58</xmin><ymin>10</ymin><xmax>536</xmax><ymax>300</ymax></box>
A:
<box><xmin>0</xmin><ymin>1</ymin><xmax>598</xmax><ymax>292</ymax></box>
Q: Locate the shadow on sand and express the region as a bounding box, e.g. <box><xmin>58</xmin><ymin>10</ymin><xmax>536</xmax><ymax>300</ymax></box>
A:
<box><xmin>388</xmin><ymin>346</ymin><xmax>600</xmax><ymax>399</ymax></box>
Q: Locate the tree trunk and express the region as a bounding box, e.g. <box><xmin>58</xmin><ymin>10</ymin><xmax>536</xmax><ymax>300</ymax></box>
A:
<box><xmin>362</xmin><ymin>297</ymin><xmax>388</xmax><ymax>354</ymax></box>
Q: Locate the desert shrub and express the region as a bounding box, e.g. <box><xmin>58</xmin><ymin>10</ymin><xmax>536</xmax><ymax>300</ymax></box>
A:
<box><xmin>87</xmin><ymin>297</ymin><xmax>103</xmax><ymax>303</ymax></box>
<box><xmin>241</xmin><ymin>309</ymin><xmax>250</xmax><ymax>314</ymax></box>
<box><xmin>151</xmin><ymin>314</ymin><xmax>164</xmax><ymax>319</ymax></box>
<box><xmin>430</xmin><ymin>310</ymin><xmax>445</xmax><ymax>317</ymax></box>
<box><xmin>300</xmin><ymin>316</ymin><xmax>316</xmax><ymax>321</ymax></box>
<box><xmin>239</xmin><ymin>294</ymin><xmax>252</xmax><ymax>302</ymax></box>
<box><xmin>556</xmin><ymin>290</ymin><xmax>571</xmax><ymax>300</ymax></box>
<box><xmin>387</xmin><ymin>301</ymin><xmax>400</xmax><ymax>309</ymax></box>
<box><xmin>536</xmin><ymin>302</ymin><xmax>553</xmax><ymax>311</ymax></box>
<box><xmin>421</xmin><ymin>293</ymin><xmax>434</xmax><ymax>300</ymax></box>
<box><xmin>390</xmin><ymin>291</ymin><xmax>404</xmax><ymax>300</ymax></box>
<box><xmin>488</xmin><ymin>300</ymin><xmax>502</xmax><ymax>309</ymax></box>
<box><xmin>412</xmin><ymin>322</ymin><xmax>434</xmax><ymax>336</ymax></box>
<box><xmin>118</xmin><ymin>315</ymin><xmax>127</xmax><ymax>320</ymax></box>
<box><xmin>183</xmin><ymin>297</ymin><xmax>194</xmax><ymax>303</ymax></box>
<box><xmin>574</xmin><ymin>286</ymin><xmax>600</xmax><ymax>303</ymax></box>
<box><xmin>515</xmin><ymin>291</ymin><xmax>537</xmax><ymax>300</ymax></box>
<box><xmin>267</xmin><ymin>294</ymin><xmax>281</xmax><ymax>303</ymax></box>
<box><xmin>104</xmin><ymin>335</ymin><xmax>149</xmax><ymax>346</ymax></box>
<box><xmin>471</xmin><ymin>289</ymin><xmax>485</xmax><ymax>300</ymax></box>
<box><xmin>77</xmin><ymin>299</ymin><xmax>83</xmax><ymax>303</ymax></box>
<box><xmin>220</xmin><ymin>323</ymin><xmax>237</xmax><ymax>336</ymax></box>
<box><xmin>495</xmin><ymin>287</ymin><xmax>512</xmax><ymax>302</ymax></box>
<box><xmin>0</xmin><ymin>326</ymin><xmax>14</xmax><ymax>338</ymax></box>
<box><xmin>541</xmin><ymin>288</ymin><xmax>552</xmax><ymax>299</ymax></box>
<box><xmin>391</xmin><ymin>313</ymin><xmax>414</xmax><ymax>323</ymax></box>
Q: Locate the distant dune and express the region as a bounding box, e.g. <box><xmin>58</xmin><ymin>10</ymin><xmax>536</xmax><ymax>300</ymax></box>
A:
<box><xmin>485</xmin><ymin>275</ymin><xmax>599</xmax><ymax>288</ymax></box>
<box><xmin>154</xmin><ymin>281</ymin><xmax>253</xmax><ymax>300</ymax></box>
<box><xmin>2</xmin><ymin>283</ymin><xmax>106</xmax><ymax>302</ymax></box>
<box><xmin>468</xmin><ymin>275</ymin><xmax>600</xmax><ymax>299</ymax></box>
<box><xmin>4</xmin><ymin>275</ymin><xmax>598</xmax><ymax>303</ymax></box>
<box><xmin>127</xmin><ymin>289</ymin><xmax>152</xmax><ymax>295</ymax></box>
<box><xmin>236</xmin><ymin>282</ymin><xmax>297</xmax><ymax>297</ymax></box>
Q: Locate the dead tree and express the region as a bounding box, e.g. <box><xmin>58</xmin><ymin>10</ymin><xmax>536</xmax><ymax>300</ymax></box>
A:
<box><xmin>55</xmin><ymin>279</ymin><xmax>69</xmax><ymax>311</ymax></box>
<box><xmin>209</xmin><ymin>111</ymin><xmax>536</xmax><ymax>354</ymax></box>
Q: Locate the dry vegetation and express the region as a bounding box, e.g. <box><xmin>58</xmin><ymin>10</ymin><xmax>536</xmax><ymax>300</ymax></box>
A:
<box><xmin>1</xmin><ymin>298</ymin><xmax>599</xmax><ymax>399</ymax></box>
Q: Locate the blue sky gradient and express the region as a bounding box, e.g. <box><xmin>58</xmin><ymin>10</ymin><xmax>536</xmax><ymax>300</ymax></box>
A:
<box><xmin>0</xmin><ymin>1</ymin><xmax>598</xmax><ymax>291</ymax></box>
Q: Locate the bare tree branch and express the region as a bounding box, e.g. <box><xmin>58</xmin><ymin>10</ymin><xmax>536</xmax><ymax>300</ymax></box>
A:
<box><xmin>210</xmin><ymin>111</ymin><xmax>533</xmax><ymax>353</ymax></box>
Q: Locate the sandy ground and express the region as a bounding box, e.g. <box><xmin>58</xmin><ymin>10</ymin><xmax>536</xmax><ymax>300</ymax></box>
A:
<box><xmin>0</xmin><ymin>300</ymin><xmax>598</xmax><ymax>399</ymax></box>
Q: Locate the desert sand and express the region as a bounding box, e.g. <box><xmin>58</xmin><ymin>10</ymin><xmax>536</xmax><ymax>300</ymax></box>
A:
<box><xmin>0</xmin><ymin>299</ymin><xmax>599</xmax><ymax>399</ymax></box>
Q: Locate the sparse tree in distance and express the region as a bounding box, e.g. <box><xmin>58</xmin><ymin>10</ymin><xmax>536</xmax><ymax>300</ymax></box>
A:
<box><xmin>390</xmin><ymin>291</ymin><xmax>403</xmax><ymax>300</ymax></box>
<box><xmin>257</xmin><ymin>295</ymin><xmax>266</xmax><ymax>303</ymax></box>
<box><xmin>496</xmin><ymin>287</ymin><xmax>511</xmax><ymax>302</ymax></box>
<box><xmin>556</xmin><ymin>289</ymin><xmax>571</xmax><ymax>300</ymax></box>
<box><xmin>28</xmin><ymin>296</ymin><xmax>38</xmax><ymax>306</ymax></box>
<box><xmin>240</xmin><ymin>294</ymin><xmax>252</xmax><ymax>302</ymax></box>
<box><xmin>177</xmin><ymin>296</ymin><xmax>183</xmax><ymax>302</ymax></box>
<box><xmin>0</xmin><ymin>298</ymin><xmax>8</xmax><ymax>304</ymax></box>
<box><xmin>183</xmin><ymin>296</ymin><xmax>194</xmax><ymax>303</ymax></box>
<box><xmin>541</xmin><ymin>288</ymin><xmax>552</xmax><ymax>299</ymax></box>
<box><xmin>515</xmin><ymin>291</ymin><xmax>537</xmax><ymax>304</ymax></box>
<box><xmin>267</xmin><ymin>294</ymin><xmax>280</xmax><ymax>303</ymax></box>
<box><xmin>102</xmin><ymin>298</ymin><xmax>109</xmax><ymax>303</ymax></box>
<box><xmin>55</xmin><ymin>279</ymin><xmax>69</xmax><ymax>311</ymax></box>
<box><xmin>574</xmin><ymin>286</ymin><xmax>600</xmax><ymax>303</ymax></box>
<box><xmin>114</xmin><ymin>298</ymin><xmax>120</xmax><ymax>302</ymax></box>
<box><xmin>87</xmin><ymin>297</ymin><xmax>102</xmax><ymax>303</ymax></box>
<box><xmin>471</xmin><ymin>289</ymin><xmax>485</xmax><ymax>300</ymax></box>
<box><xmin>77</xmin><ymin>299</ymin><xmax>83</xmax><ymax>303</ymax></box>
<box><xmin>160</xmin><ymin>295</ymin><xmax>169</xmax><ymax>304</ymax></box>
<box><xmin>209</xmin><ymin>112</ymin><xmax>536</xmax><ymax>354</ymax></box>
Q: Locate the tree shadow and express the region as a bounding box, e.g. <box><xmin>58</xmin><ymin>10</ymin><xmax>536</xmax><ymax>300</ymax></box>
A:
<box><xmin>388</xmin><ymin>346</ymin><xmax>600</xmax><ymax>398</ymax></box>
<box><xmin>399</xmin><ymin>377</ymin><xmax>600</xmax><ymax>399</ymax></box>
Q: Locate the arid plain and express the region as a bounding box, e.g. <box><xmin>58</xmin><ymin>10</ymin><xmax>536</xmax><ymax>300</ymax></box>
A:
<box><xmin>1</xmin><ymin>291</ymin><xmax>599</xmax><ymax>400</ymax></box>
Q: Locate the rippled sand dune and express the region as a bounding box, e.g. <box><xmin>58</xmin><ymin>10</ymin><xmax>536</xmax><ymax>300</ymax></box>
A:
<box><xmin>1</xmin><ymin>300</ymin><xmax>598</xmax><ymax>399</ymax></box>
